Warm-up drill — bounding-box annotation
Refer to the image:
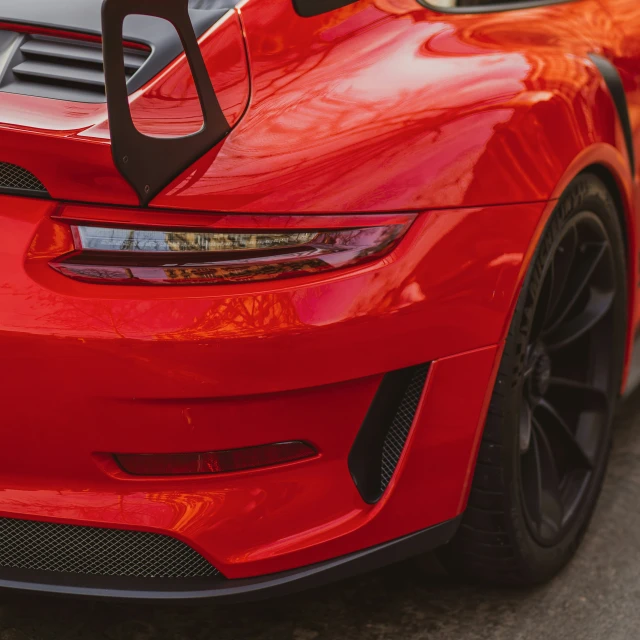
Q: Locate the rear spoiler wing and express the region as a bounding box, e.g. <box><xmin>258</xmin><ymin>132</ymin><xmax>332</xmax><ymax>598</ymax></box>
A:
<box><xmin>102</xmin><ymin>0</ymin><xmax>230</xmax><ymax>206</ymax></box>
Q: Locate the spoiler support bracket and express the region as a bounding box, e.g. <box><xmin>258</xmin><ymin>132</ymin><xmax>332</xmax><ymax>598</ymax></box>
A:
<box><xmin>102</xmin><ymin>0</ymin><xmax>230</xmax><ymax>206</ymax></box>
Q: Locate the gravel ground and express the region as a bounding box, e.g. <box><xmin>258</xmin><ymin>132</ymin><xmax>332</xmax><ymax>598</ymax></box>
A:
<box><xmin>2</xmin><ymin>390</ymin><xmax>640</xmax><ymax>640</ymax></box>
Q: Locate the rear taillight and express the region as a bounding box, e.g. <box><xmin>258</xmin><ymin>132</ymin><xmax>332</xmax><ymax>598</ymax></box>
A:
<box><xmin>47</xmin><ymin>208</ymin><xmax>415</xmax><ymax>285</ymax></box>
<box><xmin>115</xmin><ymin>441</ymin><xmax>317</xmax><ymax>476</ymax></box>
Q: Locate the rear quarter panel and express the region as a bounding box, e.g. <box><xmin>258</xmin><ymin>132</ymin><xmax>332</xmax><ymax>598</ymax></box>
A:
<box><xmin>155</xmin><ymin>0</ymin><xmax>631</xmax><ymax>214</ymax></box>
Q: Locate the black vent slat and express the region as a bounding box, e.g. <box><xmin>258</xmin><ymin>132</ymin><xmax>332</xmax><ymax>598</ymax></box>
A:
<box><xmin>0</xmin><ymin>32</ymin><xmax>150</xmax><ymax>103</ymax></box>
<box><xmin>348</xmin><ymin>363</ymin><xmax>430</xmax><ymax>503</ymax></box>
<box><xmin>0</xmin><ymin>517</ymin><xmax>222</xmax><ymax>579</ymax></box>
<box><xmin>0</xmin><ymin>3</ymin><xmax>230</xmax><ymax>101</ymax></box>
<box><xmin>0</xmin><ymin>162</ymin><xmax>48</xmax><ymax>196</ymax></box>
<box><xmin>13</xmin><ymin>60</ymin><xmax>107</xmax><ymax>88</ymax></box>
<box><xmin>21</xmin><ymin>37</ymin><xmax>147</xmax><ymax>72</ymax></box>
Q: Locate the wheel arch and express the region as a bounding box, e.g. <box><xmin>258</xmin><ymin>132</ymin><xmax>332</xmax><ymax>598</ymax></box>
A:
<box><xmin>507</xmin><ymin>148</ymin><xmax>638</xmax><ymax>394</ymax></box>
<box><xmin>558</xmin><ymin>154</ymin><xmax>637</xmax><ymax>391</ymax></box>
<box><xmin>586</xmin><ymin>163</ymin><xmax>631</xmax><ymax>263</ymax></box>
<box><xmin>457</xmin><ymin>56</ymin><xmax>640</xmax><ymax>520</ymax></box>
<box><xmin>586</xmin><ymin>163</ymin><xmax>638</xmax><ymax>392</ymax></box>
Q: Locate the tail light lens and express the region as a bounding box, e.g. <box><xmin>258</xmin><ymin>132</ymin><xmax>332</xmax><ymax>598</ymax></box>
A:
<box><xmin>115</xmin><ymin>441</ymin><xmax>317</xmax><ymax>476</ymax></box>
<box><xmin>48</xmin><ymin>210</ymin><xmax>414</xmax><ymax>285</ymax></box>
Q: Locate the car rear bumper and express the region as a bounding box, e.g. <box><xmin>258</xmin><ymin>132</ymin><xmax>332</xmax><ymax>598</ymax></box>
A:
<box><xmin>0</xmin><ymin>517</ymin><xmax>460</xmax><ymax>602</ymax></box>
<box><xmin>0</xmin><ymin>193</ymin><xmax>546</xmax><ymax>592</ymax></box>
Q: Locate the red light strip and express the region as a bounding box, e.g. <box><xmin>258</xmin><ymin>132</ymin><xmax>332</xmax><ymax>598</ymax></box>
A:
<box><xmin>115</xmin><ymin>442</ymin><xmax>318</xmax><ymax>476</ymax></box>
<box><xmin>0</xmin><ymin>21</ymin><xmax>150</xmax><ymax>51</ymax></box>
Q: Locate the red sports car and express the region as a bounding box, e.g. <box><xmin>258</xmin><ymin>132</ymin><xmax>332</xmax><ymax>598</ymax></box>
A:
<box><xmin>0</xmin><ymin>0</ymin><xmax>638</xmax><ymax>600</ymax></box>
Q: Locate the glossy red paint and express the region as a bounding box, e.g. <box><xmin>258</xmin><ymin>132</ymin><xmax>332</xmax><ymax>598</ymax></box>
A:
<box><xmin>114</xmin><ymin>441</ymin><xmax>319</xmax><ymax>476</ymax></box>
<box><xmin>2</xmin><ymin>192</ymin><xmax>542</xmax><ymax>576</ymax></box>
<box><xmin>0</xmin><ymin>0</ymin><xmax>627</xmax><ymax>212</ymax></box>
<box><xmin>1</xmin><ymin>0</ymin><xmax>640</xmax><ymax>588</ymax></box>
<box><xmin>591</xmin><ymin>0</ymin><xmax>640</xmax><ymax>332</ymax></box>
<box><xmin>155</xmin><ymin>0</ymin><xmax>627</xmax><ymax>213</ymax></box>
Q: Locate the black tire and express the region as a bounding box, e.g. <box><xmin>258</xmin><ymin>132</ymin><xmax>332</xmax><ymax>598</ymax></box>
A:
<box><xmin>441</xmin><ymin>172</ymin><xmax>628</xmax><ymax>585</ymax></box>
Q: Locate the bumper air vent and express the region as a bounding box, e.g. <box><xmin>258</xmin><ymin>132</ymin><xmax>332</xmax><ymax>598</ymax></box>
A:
<box><xmin>0</xmin><ymin>517</ymin><xmax>221</xmax><ymax>579</ymax></box>
<box><xmin>0</xmin><ymin>33</ymin><xmax>149</xmax><ymax>103</ymax></box>
<box><xmin>349</xmin><ymin>364</ymin><xmax>430</xmax><ymax>503</ymax></box>
<box><xmin>0</xmin><ymin>162</ymin><xmax>48</xmax><ymax>197</ymax></box>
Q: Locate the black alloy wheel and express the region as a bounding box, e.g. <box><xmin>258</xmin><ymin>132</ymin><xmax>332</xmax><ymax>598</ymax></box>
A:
<box><xmin>441</xmin><ymin>173</ymin><xmax>627</xmax><ymax>584</ymax></box>
<box><xmin>519</xmin><ymin>210</ymin><xmax>616</xmax><ymax>546</ymax></box>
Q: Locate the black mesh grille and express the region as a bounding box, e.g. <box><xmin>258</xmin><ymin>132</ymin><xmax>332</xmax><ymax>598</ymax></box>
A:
<box><xmin>379</xmin><ymin>364</ymin><xmax>430</xmax><ymax>492</ymax></box>
<box><xmin>349</xmin><ymin>363</ymin><xmax>430</xmax><ymax>503</ymax></box>
<box><xmin>0</xmin><ymin>518</ymin><xmax>221</xmax><ymax>579</ymax></box>
<box><xmin>0</xmin><ymin>162</ymin><xmax>47</xmax><ymax>194</ymax></box>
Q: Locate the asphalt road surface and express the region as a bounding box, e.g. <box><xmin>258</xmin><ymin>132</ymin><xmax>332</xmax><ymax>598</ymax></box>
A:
<box><xmin>2</xmin><ymin>389</ymin><xmax>640</xmax><ymax>640</ymax></box>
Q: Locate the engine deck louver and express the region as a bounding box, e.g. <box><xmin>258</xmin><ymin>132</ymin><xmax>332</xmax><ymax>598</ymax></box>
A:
<box><xmin>1</xmin><ymin>33</ymin><xmax>149</xmax><ymax>103</ymax></box>
<box><xmin>348</xmin><ymin>364</ymin><xmax>430</xmax><ymax>504</ymax></box>
<box><xmin>0</xmin><ymin>162</ymin><xmax>48</xmax><ymax>197</ymax></box>
<box><xmin>0</xmin><ymin>4</ymin><xmax>235</xmax><ymax>102</ymax></box>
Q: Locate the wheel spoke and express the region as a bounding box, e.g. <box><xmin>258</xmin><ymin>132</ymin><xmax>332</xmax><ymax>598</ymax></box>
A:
<box><xmin>537</xmin><ymin>399</ymin><xmax>595</xmax><ymax>470</ymax></box>
<box><xmin>520</xmin><ymin>398</ymin><xmax>533</xmax><ymax>453</ymax></box>
<box><xmin>545</xmin><ymin>225</ymin><xmax>578</xmax><ymax>325</ymax></box>
<box><xmin>548</xmin><ymin>377</ymin><xmax>609</xmax><ymax>413</ymax></box>
<box><xmin>523</xmin><ymin>350</ymin><xmax>536</xmax><ymax>379</ymax></box>
<box><xmin>545</xmin><ymin>241</ymin><xmax>609</xmax><ymax>335</ymax></box>
<box><xmin>521</xmin><ymin>423</ymin><xmax>564</xmax><ymax>540</ymax></box>
<box><xmin>532</xmin><ymin>420</ymin><xmax>565</xmax><ymax>539</ymax></box>
<box><xmin>521</xmin><ymin>427</ymin><xmax>544</xmax><ymax>532</ymax></box>
<box><xmin>544</xmin><ymin>286</ymin><xmax>614</xmax><ymax>351</ymax></box>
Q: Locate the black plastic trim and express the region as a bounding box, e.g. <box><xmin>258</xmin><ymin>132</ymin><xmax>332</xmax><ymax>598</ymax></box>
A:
<box><xmin>0</xmin><ymin>1</ymin><xmax>235</xmax><ymax>97</ymax></box>
<box><xmin>0</xmin><ymin>517</ymin><xmax>461</xmax><ymax>603</ymax></box>
<box><xmin>293</xmin><ymin>0</ymin><xmax>358</xmax><ymax>17</ymax></box>
<box><xmin>0</xmin><ymin>187</ymin><xmax>49</xmax><ymax>199</ymax></box>
<box><xmin>417</xmin><ymin>0</ymin><xmax>578</xmax><ymax>14</ymax></box>
<box><xmin>0</xmin><ymin>161</ymin><xmax>50</xmax><ymax>198</ymax></box>
<box><xmin>19</xmin><ymin>38</ymin><xmax>146</xmax><ymax>70</ymax></box>
<box><xmin>0</xmin><ymin>33</ymin><xmax>147</xmax><ymax>103</ymax></box>
<box><xmin>102</xmin><ymin>0</ymin><xmax>230</xmax><ymax>206</ymax></box>
<box><xmin>588</xmin><ymin>54</ymin><xmax>635</xmax><ymax>176</ymax></box>
<box><xmin>349</xmin><ymin>364</ymin><xmax>430</xmax><ymax>504</ymax></box>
